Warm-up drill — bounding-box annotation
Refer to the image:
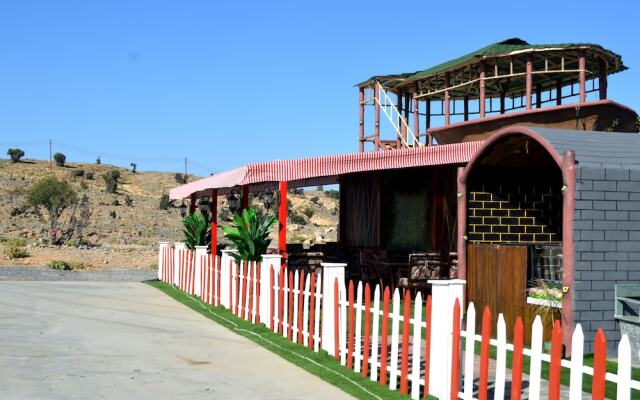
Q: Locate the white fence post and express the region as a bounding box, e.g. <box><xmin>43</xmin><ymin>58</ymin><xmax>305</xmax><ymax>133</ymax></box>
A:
<box><xmin>157</xmin><ymin>242</ymin><xmax>170</xmax><ymax>280</ymax></box>
<box><xmin>428</xmin><ymin>279</ymin><xmax>466</xmax><ymax>400</ymax></box>
<box><xmin>173</xmin><ymin>242</ymin><xmax>186</xmax><ymax>286</ymax></box>
<box><xmin>321</xmin><ymin>262</ymin><xmax>346</xmax><ymax>356</ymax></box>
<box><xmin>194</xmin><ymin>246</ymin><xmax>207</xmax><ymax>297</ymax></box>
<box><xmin>261</xmin><ymin>254</ymin><xmax>282</xmax><ymax>326</ymax></box>
<box><xmin>220</xmin><ymin>249</ymin><xmax>236</xmax><ymax>309</ymax></box>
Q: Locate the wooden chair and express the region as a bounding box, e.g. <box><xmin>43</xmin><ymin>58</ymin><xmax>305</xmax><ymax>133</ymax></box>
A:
<box><xmin>396</xmin><ymin>252</ymin><xmax>443</xmax><ymax>292</ymax></box>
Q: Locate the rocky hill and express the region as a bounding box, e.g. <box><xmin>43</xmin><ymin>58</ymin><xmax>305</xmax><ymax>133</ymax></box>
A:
<box><xmin>0</xmin><ymin>158</ymin><xmax>338</xmax><ymax>268</ymax></box>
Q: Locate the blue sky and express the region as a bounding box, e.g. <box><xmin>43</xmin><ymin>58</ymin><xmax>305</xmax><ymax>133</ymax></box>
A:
<box><xmin>1</xmin><ymin>1</ymin><xmax>638</xmax><ymax>175</ymax></box>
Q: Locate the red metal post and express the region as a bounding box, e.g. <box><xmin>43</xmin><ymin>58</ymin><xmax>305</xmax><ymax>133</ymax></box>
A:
<box><xmin>511</xmin><ymin>317</ymin><xmax>524</xmax><ymax>400</ymax></box>
<box><xmin>211</xmin><ymin>189</ymin><xmax>218</xmax><ymax>255</ymax></box>
<box><xmin>478</xmin><ymin>306</ymin><xmax>491</xmax><ymax>400</ymax></box>
<box><xmin>525</xmin><ymin>54</ymin><xmax>533</xmax><ymax>110</ymax></box>
<box><xmin>450</xmin><ymin>299</ymin><xmax>461</xmax><ymax>400</ymax></box>
<box><xmin>444</xmin><ymin>72</ymin><xmax>451</xmax><ymax>126</ymax></box>
<box><xmin>359</xmin><ymin>87</ymin><xmax>365</xmax><ymax>152</ymax></box>
<box><xmin>278</xmin><ymin>181</ymin><xmax>287</xmax><ymax>260</ymax></box>
<box><xmin>308</xmin><ymin>273</ymin><xmax>316</xmax><ymax>349</ymax></box>
<box><xmin>579</xmin><ymin>50</ymin><xmax>586</xmax><ymax>103</ymax></box>
<box><xmin>548</xmin><ymin>320</ymin><xmax>562</xmax><ymax>400</ymax></box>
<box><xmin>374</xmin><ymin>84</ymin><xmax>381</xmax><ymax>150</ymax></box>
<box><xmin>241</xmin><ymin>185</ymin><xmax>249</xmax><ymax>211</ymax></box>
<box><xmin>599</xmin><ymin>58</ymin><xmax>607</xmax><ymax>100</ymax></box>
<box><xmin>592</xmin><ymin>329</ymin><xmax>607</xmax><ymax>400</ymax></box>
<box><xmin>479</xmin><ymin>60</ymin><xmax>486</xmax><ymax>118</ymax></box>
<box><xmin>362</xmin><ymin>283</ymin><xmax>371</xmax><ymax>377</ymax></box>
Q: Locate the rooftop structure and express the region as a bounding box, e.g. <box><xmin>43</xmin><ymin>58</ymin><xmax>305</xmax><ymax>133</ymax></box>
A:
<box><xmin>357</xmin><ymin>38</ymin><xmax>637</xmax><ymax>150</ymax></box>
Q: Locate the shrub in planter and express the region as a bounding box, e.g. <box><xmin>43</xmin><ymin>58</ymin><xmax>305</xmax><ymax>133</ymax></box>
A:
<box><xmin>222</xmin><ymin>208</ymin><xmax>275</xmax><ymax>262</ymax></box>
<box><xmin>182</xmin><ymin>213</ymin><xmax>210</xmax><ymax>250</ymax></box>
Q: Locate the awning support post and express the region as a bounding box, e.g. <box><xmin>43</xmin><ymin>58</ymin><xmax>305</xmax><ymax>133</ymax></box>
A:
<box><xmin>189</xmin><ymin>193</ymin><xmax>196</xmax><ymax>215</ymax></box>
<box><xmin>278</xmin><ymin>181</ymin><xmax>288</xmax><ymax>260</ymax></box>
<box><xmin>241</xmin><ymin>185</ymin><xmax>249</xmax><ymax>211</ymax></box>
<box><xmin>211</xmin><ymin>189</ymin><xmax>218</xmax><ymax>255</ymax></box>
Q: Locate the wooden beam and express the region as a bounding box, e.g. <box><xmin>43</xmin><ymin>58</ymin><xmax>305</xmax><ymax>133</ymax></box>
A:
<box><xmin>579</xmin><ymin>50</ymin><xmax>586</xmax><ymax>103</ymax></box>
<box><xmin>189</xmin><ymin>193</ymin><xmax>196</xmax><ymax>215</ymax></box>
<box><xmin>536</xmin><ymin>84</ymin><xmax>542</xmax><ymax>109</ymax></box>
<box><xmin>359</xmin><ymin>87</ymin><xmax>365</xmax><ymax>153</ymax></box>
<box><xmin>556</xmin><ymin>79</ymin><xmax>562</xmax><ymax>105</ymax></box>
<box><xmin>374</xmin><ymin>84</ymin><xmax>380</xmax><ymax>150</ymax></box>
<box><xmin>479</xmin><ymin>61</ymin><xmax>486</xmax><ymax>118</ymax></box>
<box><xmin>444</xmin><ymin>72</ymin><xmax>450</xmax><ymax>126</ymax></box>
<box><xmin>599</xmin><ymin>58</ymin><xmax>608</xmax><ymax>100</ymax></box>
<box><xmin>463</xmin><ymin>95</ymin><xmax>469</xmax><ymax>121</ymax></box>
<box><xmin>526</xmin><ymin>54</ymin><xmax>533</xmax><ymax>110</ymax></box>
<box><xmin>499</xmin><ymin>91</ymin><xmax>505</xmax><ymax>114</ymax></box>
<box><xmin>241</xmin><ymin>185</ymin><xmax>249</xmax><ymax>211</ymax></box>
<box><xmin>425</xmin><ymin>99</ymin><xmax>432</xmax><ymax>146</ymax></box>
<box><xmin>413</xmin><ymin>83</ymin><xmax>419</xmax><ymax>144</ymax></box>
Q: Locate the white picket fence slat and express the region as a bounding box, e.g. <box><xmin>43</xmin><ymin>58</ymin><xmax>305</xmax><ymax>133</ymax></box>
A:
<box><xmin>463</xmin><ymin>302</ymin><xmax>475</xmax><ymax>400</ymax></box>
<box><xmin>370</xmin><ymin>285</ymin><xmax>381</xmax><ymax>382</ymax></box>
<box><xmin>494</xmin><ymin>313</ymin><xmax>506</xmax><ymax>400</ymax></box>
<box><xmin>389</xmin><ymin>288</ymin><xmax>401</xmax><ymax>390</ymax></box>
<box><xmin>354</xmin><ymin>282</ymin><xmax>363</xmax><ymax>373</ymax></box>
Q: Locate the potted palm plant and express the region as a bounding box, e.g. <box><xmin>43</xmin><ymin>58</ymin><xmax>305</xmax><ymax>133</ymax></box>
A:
<box><xmin>222</xmin><ymin>208</ymin><xmax>276</xmax><ymax>262</ymax></box>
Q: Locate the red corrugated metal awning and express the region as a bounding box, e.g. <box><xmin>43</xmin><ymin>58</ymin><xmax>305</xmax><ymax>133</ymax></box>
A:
<box><xmin>169</xmin><ymin>141</ymin><xmax>484</xmax><ymax>200</ymax></box>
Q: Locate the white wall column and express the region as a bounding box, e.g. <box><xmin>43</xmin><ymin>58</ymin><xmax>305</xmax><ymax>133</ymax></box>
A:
<box><xmin>173</xmin><ymin>242</ymin><xmax>186</xmax><ymax>286</ymax></box>
<box><xmin>428</xmin><ymin>279</ymin><xmax>466</xmax><ymax>400</ymax></box>
<box><xmin>157</xmin><ymin>242</ymin><xmax>170</xmax><ymax>280</ymax></box>
<box><xmin>194</xmin><ymin>246</ymin><xmax>208</xmax><ymax>297</ymax></box>
<box><xmin>260</xmin><ymin>254</ymin><xmax>282</xmax><ymax>326</ymax></box>
<box><xmin>321</xmin><ymin>262</ymin><xmax>346</xmax><ymax>355</ymax></box>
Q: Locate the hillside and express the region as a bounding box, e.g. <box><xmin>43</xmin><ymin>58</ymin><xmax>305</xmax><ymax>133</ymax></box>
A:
<box><xmin>0</xmin><ymin>158</ymin><xmax>338</xmax><ymax>268</ymax></box>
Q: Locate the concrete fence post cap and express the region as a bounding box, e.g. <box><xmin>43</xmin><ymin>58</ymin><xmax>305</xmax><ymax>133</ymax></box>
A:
<box><xmin>261</xmin><ymin>254</ymin><xmax>282</xmax><ymax>259</ymax></box>
<box><xmin>428</xmin><ymin>279</ymin><xmax>467</xmax><ymax>286</ymax></box>
<box><xmin>194</xmin><ymin>246</ymin><xmax>208</xmax><ymax>250</ymax></box>
<box><xmin>174</xmin><ymin>242</ymin><xmax>186</xmax><ymax>246</ymax></box>
<box><xmin>321</xmin><ymin>262</ymin><xmax>348</xmax><ymax>268</ymax></box>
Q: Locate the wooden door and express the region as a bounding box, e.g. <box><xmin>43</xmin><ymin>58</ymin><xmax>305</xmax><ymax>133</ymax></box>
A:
<box><xmin>467</xmin><ymin>244</ymin><xmax>531</xmax><ymax>342</ymax></box>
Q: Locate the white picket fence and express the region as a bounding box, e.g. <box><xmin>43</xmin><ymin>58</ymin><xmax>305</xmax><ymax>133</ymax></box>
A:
<box><xmin>157</xmin><ymin>243</ymin><xmax>640</xmax><ymax>400</ymax></box>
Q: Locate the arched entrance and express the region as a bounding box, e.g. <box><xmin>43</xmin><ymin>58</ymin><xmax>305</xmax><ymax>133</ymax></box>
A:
<box><xmin>461</xmin><ymin>128</ymin><xmax>565</xmax><ymax>342</ymax></box>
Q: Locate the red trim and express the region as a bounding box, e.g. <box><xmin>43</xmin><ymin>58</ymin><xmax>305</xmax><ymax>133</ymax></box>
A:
<box><xmin>427</xmin><ymin>99</ymin><xmax>636</xmax><ymax>135</ymax></box>
<box><xmin>592</xmin><ymin>329</ymin><xmax>607</xmax><ymax>400</ymax></box>
<box><xmin>362</xmin><ymin>283</ymin><xmax>371</xmax><ymax>377</ymax></box>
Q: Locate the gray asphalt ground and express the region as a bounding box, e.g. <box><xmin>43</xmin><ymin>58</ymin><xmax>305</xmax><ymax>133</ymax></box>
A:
<box><xmin>0</xmin><ymin>270</ymin><xmax>354</xmax><ymax>400</ymax></box>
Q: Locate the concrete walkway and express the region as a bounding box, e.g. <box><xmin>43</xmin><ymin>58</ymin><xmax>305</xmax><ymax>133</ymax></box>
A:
<box><xmin>0</xmin><ymin>281</ymin><xmax>355</xmax><ymax>400</ymax></box>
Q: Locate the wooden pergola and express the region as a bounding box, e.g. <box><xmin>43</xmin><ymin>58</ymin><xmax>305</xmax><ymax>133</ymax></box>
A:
<box><xmin>357</xmin><ymin>38</ymin><xmax>627</xmax><ymax>151</ymax></box>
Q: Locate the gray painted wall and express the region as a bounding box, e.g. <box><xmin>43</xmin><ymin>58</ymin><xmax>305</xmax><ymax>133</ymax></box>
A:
<box><xmin>574</xmin><ymin>166</ymin><xmax>640</xmax><ymax>352</ymax></box>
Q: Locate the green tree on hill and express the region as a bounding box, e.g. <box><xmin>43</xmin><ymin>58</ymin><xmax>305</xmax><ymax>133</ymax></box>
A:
<box><xmin>7</xmin><ymin>148</ymin><xmax>25</xmax><ymax>163</ymax></box>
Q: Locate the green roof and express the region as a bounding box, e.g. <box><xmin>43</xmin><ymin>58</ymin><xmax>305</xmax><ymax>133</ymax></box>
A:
<box><xmin>358</xmin><ymin>38</ymin><xmax>627</xmax><ymax>90</ymax></box>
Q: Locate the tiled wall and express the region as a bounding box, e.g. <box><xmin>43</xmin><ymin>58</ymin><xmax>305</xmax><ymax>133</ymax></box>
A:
<box><xmin>467</xmin><ymin>183</ymin><xmax>562</xmax><ymax>243</ymax></box>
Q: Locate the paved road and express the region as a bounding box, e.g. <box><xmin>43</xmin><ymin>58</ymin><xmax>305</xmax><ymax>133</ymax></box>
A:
<box><xmin>0</xmin><ymin>280</ymin><xmax>354</xmax><ymax>400</ymax></box>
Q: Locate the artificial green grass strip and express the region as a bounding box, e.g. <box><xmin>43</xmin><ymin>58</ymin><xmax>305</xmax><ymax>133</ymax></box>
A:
<box><xmin>147</xmin><ymin>280</ymin><xmax>431</xmax><ymax>400</ymax></box>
